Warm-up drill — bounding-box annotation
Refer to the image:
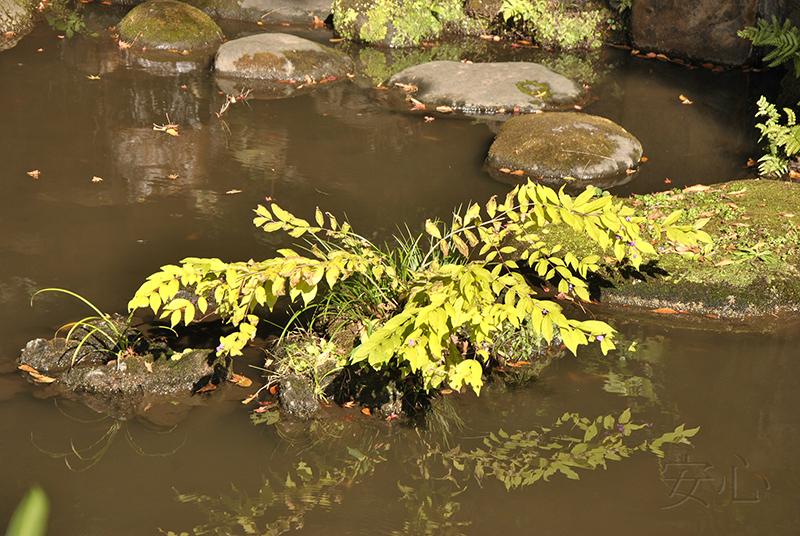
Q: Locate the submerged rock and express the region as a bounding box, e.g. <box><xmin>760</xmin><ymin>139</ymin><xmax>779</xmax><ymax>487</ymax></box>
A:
<box><xmin>486</xmin><ymin>112</ymin><xmax>642</xmax><ymax>190</ymax></box>
<box><xmin>214</xmin><ymin>33</ymin><xmax>353</xmax><ymax>98</ymax></box>
<box><xmin>379</xmin><ymin>61</ymin><xmax>589</xmax><ymax>117</ymax></box>
<box><xmin>0</xmin><ymin>0</ymin><xmax>34</xmax><ymax>51</ymax></box>
<box><xmin>118</xmin><ymin>0</ymin><xmax>223</xmax><ymax>57</ymax></box>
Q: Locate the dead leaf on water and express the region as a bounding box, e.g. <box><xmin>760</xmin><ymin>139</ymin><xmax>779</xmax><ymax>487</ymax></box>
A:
<box><xmin>229</xmin><ymin>373</ymin><xmax>253</xmax><ymax>387</ymax></box>
<box><xmin>241</xmin><ymin>393</ymin><xmax>257</xmax><ymax>404</ymax></box>
<box><xmin>789</xmin><ymin>170</ymin><xmax>800</xmax><ymax>180</ymax></box>
<box><xmin>86</xmin><ymin>74</ymin><xmax>100</xmax><ymax>80</ymax></box>
<box><xmin>361</xmin><ymin>407</ymin><xmax>371</xmax><ymax>416</ymax></box>
<box><xmin>343</xmin><ymin>400</ymin><xmax>355</xmax><ymax>408</ymax></box>
<box><xmin>165</xmin><ymin>128</ymin><xmax>179</xmax><ymax>137</ymax></box>
<box><xmin>436</xmin><ymin>105</ymin><xmax>454</xmax><ymax>113</ymax></box>
<box><xmin>27</xmin><ymin>170</ymin><xmax>41</xmax><ymax>179</ymax></box>
<box><xmin>651</xmin><ymin>307</ymin><xmax>679</xmax><ymax>314</ymax></box>
<box><xmin>18</xmin><ymin>364</ymin><xmax>38</xmax><ymax>373</ymax></box>
<box><xmin>226</xmin><ymin>189</ymin><xmax>242</xmax><ymax>194</ymax></box>
<box><xmin>679</xmin><ymin>94</ymin><xmax>693</xmax><ymax>104</ymax></box>
<box><xmin>91</xmin><ymin>176</ymin><xmax>103</xmax><ymax>183</ymax></box>
<box><xmin>196</xmin><ymin>383</ymin><xmax>217</xmax><ymax>393</ymax></box>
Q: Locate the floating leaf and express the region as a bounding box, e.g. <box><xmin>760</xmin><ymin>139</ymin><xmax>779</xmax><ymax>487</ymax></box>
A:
<box><xmin>27</xmin><ymin>170</ymin><xmax>40</xmax><ymax>179</ymax></box>
<box><xmin>229</xmin><ymin>373</ymin><xmax>253</xmax><ymax>387</ymax></box>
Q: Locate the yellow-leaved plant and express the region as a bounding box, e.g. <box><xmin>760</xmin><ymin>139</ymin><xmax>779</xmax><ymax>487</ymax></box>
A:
<box><xmin>128</xmin><ymin>181</ymin><xmax>711</xmax><ymax>395</ymax></box>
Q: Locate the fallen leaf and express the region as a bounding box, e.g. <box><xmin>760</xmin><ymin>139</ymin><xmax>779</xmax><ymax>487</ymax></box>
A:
<box><xmin>499</xmin><ymin>168</ymin><xmax>511</xmax><ymax>174</ymax></box>
<box><xmin>27</xmin><ymin>170</ymin><xmax>40</xmax><ymax>179</ymax></box>
<box><xmin>424</xmin><ymin>116</ymin><xmax>435</xmax><ymax>123</ymax></box>
<box><xmin>714</xmin><ymin>259</ymin><xmax>735</xmax><ymax>267</ymax></box>
<box><xmin>631</xmin><ymin>49</ymin><xmax>640</xmax><ymax>55</ymax></box>
<box><xmin>436</xmin><ymin>105</ymin><xmax>454</xmax><ymax>113</ymax></box>
<box><xmin>682</xmin><ymin>184</ymin><xmax>710</xmax><ymax>193</ymax></box>
<box><xmin>196</xmin><ymin>383</ymin><xmax>217</xmax><ymax>393</ymax></box>
<box><xmin>651</xmin><ymin>307</ymin><xmax>679</xmax><ymax>314</ymax></box>
<box><xmin>253</xmin><ymin>405</ymin><xmax>268</xmax><ymax>413</ymax></box>
<box><xmin>656</xmin><ymin>53</ymin><xmax>669</xmax><ymax>60</ymax></box>
<box><xmin>746</xmin><ymin>158</ymin><xmax>758</xmax><ymax>167</ymax></box>
<box><xmin>664</xmin><ymin>178</ymin><xmax>672</xmax><ymax>184</ymax></box>
<box><xmin>241</xmin><ymin>393</ymin><xmax>257</xmax><ymax>404</ymax></box>
<box><xmin>18</xmin><ymin>364</ymin><xmax>38</xmax><ymax>373</ymax></box>
<box><xmin>510</xmin><ymin>170</ymin><xmax>524</xmax><ymax>176</ymax></box>
<box><xmin>573</xmin><ymin>105</ymin><xmax>582</xmax><ymax>110</ymax></box>
<box><xmin>86</xmin><ymin>74</ymin><xmax>100</xmax><ymax>80</ymax></box>
<box><xmin>641</xmin><ymin>156</ymin><xmax>648</xmax><ymax>162</ymax></box>
<box><xmin>165</xmin><ymin>128</ymin><xmax>179</xmax><ymax>136</ymax></box>
<box><xmin>439</xmin><ymin>388</ymin><xmax>453</xmax><ymax>394</ymax></box>
<box><xmin>507</xmin><ymin>361</ymin><xmax>531</xmax><ymax>367</ymax></box>
<box><xmin>118</xmin><ymin>40</ymin><xmax>130</xmax><ymax>49</ymax></box>
<box><xmin>229</xmin><ymin>372</ymin><xmax>253</xmax><ymax>387</ymax></box>
<box><xmin>728</xmin><ymin>188</ymin><xmax>747</xmax><ymax>195</ymax></box>
<box><xmin>269</xmin><ymin>384</ymin><xmax>279</xmax><ymax>395</ymax></box>
<box><xmin>343</xmin><ymin>400</ymin><xmax>355</xmax><ymax>408</ymax></box>
<box><xmin>361</xmin><ymin>407</ymin><xmax>371</xmax><ymax>416</ymax></box>
<box><xmin>91</xmin><ymin>176</ymin><xmax>103</xmax><ymax>183</ymax></box>
<box><xmin>144</xmin><ymin>361</ymin><xmax>153</xmax><ymax>372</ymax></box>
<box><xmin>646</xmin><ymin>52</ymin><xmax>656</xmax><ymax>58</ymax></box>
<box><xmin>679</xmin><ymin>94</ymin><xmax>693</xmax><ymax>104</ymax></box>
<box><xmin>704</xmin><ymin>314</ymin><xmax>720</xmax><ymax>319</ymax></box>
<box><xmin>312</xmin><ymin>15</ymin><xmax>325</xmax><ymax>26</ymax></box>
<box><xmin>789</xmin><ymin>170</ymin><xmax>800</xmax><ymax>180</ymax></box>
<box><xmin>226</xmin><ymin>189</ymin><xmax>242</xmax><ymax>194</ymax></box>
<box><xmin>625</xmin><ymin>168</ymin><xmax>635</xmax><ymax>175</ymax></box>
<box><xmin>168</xmin><ymin>174</ymin><xmax>178</xmax><ymax>179</ymax></box>
<box><xmin>780</xmin><ymin>212</ymin><xmax>795</xmax><ymax>217</ymax></box>
<box><xmin>32</xmin><ymin>373</ymin><xmax>57</xmax><ymax>384</ymax></box>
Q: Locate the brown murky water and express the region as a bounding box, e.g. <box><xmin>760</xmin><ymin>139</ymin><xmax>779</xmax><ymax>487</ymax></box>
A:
<box><xmin>1</xmin><ymin>15</ymin><xmax>797</xmax><ymax>536</ymax></box>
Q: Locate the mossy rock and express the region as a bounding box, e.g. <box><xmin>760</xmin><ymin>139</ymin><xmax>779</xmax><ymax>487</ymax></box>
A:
<box><xmin>118</xmin><ymin>0</ymin><xmax>223</xmax><ymax>55</ymax></box>
<box><xmin>380</xmin><ymin>61</ymin><xmax>589</xmax><ymax>117</ymax></box>
<box><xmin>486</xmin><ymin>112</ymin><xmax>642</xmax><ymax>190</ymax></box>
<box><xmin>0</xmin><ymin>0</ymin><xmax>34</xmax><ymax>51</ymax></box>
<box><xmin>214</xmin><ymin>33</ymin><xmax>353</xmax><ymax>97</ymax></box>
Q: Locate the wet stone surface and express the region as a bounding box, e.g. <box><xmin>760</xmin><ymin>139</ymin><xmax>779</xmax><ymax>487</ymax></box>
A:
<box><xmin>380</xmin><ymin>60</ymin><xmax>589</xmax><ymax>117</ymax></box>
<box><xmin>214</xmin><ymin>33</ymin><xmax>354</xmax><ymax>98</ymax></box>
<box><xmin>486</xmin><ymin>111</ymin><xmax>642</xmax><ymax>190</ymax></box>
<box><xmin>118</xmin><ymin>0</ymin><xmax>224</xmax><ymax>55</ymax></box>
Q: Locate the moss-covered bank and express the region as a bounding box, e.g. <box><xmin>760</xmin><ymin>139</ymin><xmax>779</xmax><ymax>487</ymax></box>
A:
<box><xmin>542</xmin><ymin>179</ymin><xmax>800</xmax><ymax>322</ymax></box>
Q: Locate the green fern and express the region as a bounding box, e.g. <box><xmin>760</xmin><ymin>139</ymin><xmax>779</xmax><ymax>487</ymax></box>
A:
<box><xmin>739</xmin><ymin>16</ymin><xmax>800</xmax><ymax>77</ymax></box>
<box><xmin>754</xmin><ymin>95</ymin><xmax>800</xmax><ymax>176</ymax></box>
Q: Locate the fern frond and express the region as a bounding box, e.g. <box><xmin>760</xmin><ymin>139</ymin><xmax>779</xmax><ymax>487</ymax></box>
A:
<box><xmin>739</xmin><ymin>16</ymin><xmax>800</xmax><ymax>76</ymax></box>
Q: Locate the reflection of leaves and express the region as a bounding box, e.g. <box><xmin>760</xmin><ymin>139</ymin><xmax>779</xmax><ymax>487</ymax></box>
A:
<box><xmin>427</xmin><ymin>410</ymin><xmax>698</xmax><ymax>490</ymax></box>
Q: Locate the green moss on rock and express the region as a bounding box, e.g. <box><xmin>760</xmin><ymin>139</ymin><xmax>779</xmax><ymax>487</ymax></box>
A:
<box><xmin>118</xmin><ymin>0</ymin><xmax>223</xmax><ymax>52</ymax></box>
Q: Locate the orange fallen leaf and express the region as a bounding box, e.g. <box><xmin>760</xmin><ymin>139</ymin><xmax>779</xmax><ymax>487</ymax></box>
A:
<box><xmin>91</xmin><ymin>176</ymin><xmax>103</xmax><ymax>183</ymax></box>
<box><xmin>312</xmin><ymin>15</ymin><xmax>325</xmax><ymax>26</ymax></box>
<box><xmin>704</xmin><ymin>314</ymin><xmax>720</xmax><ymax>319</ymax></box>
<box><xmin>679</xmin><ymin>94</ymin><xmax>693</xmax><ymax>104</ymax></box>
<box><xmin>18</xmin><ymin>364</ymin><xmax>38</xmax><ymax>373</ymax></box>
<box><xmin>651</xmin><ymin>307</ymin><xmax>679</xmax><ymax>314</ymax></box>
<box><xmin>664</xmin><ymin>178</ymin><xmax>672</xmax><ymax>184</ymax></box>
<box><xmin>641</xmin><ymin>156</ymin><xmax>648</xmax><ymax>162</ymax></box>
<box><xmin>196</xmin><ymin>383</ymin><xmax>217</xmax><ymax>393</ymax></box>
<box><xmin>144</xmin><ymin>361</ymin><xmax>153</xmax><ymax>372</ymax></box>
<box><xmin>168</xmin><ymin>174</ymin><xmax>178</xmax><ymax>179</ymax></box>
<box><xmin>32</xmin><ymin>373</ymin><xmax>57</xmax><ymax>384</ymax></box>
<box><xmin>780</xmin><ymin>212</ymin><xmax>795</xmax><ymax>217</ymax></box>
<box><xmin>507</xmin><ymin>361</ymin><xmax>531</xmax><ymax>367</ymax></box>
<box><xmin>436</xmin><ymin>105</ymin><xmax>454</xmax><ymax>113</ymax></box>
<box><xmin>229</xmin><ymin>372</ymin><xmax>253</xmax><ymax>387</ymax></box>
<box><xmin>714</xmin><ymin>259</ymin><xmax>735</xmax><ymax>267</ymax></box>
<box><xmin>241</xmin><ymin>393</ymin><xmax>257</xmax><ymax>404</ymax></box>
<box><xmin>342</xmin><ymin>400</ymin><xmax>355</xmax><ymax>408</ymax></box>
<box><xmin>499</xmin><ymin>168</ymin><xmax>511</xmax><ymax>173</ymax></box>
<box><xmin>728</xmin><ymin>188</ymin><xmax>747</xmax><ymax>195</ymax></box>
<box><xmin>361</xmin><ymin>407</ymin><xmax>371</xmax><ymax>416</ymax></box>
<box><xmin>269</xmin><ymin>384</ymin><xmax>279</xmax><ymax>395</ymax></box>
<box><xmin>226</xmin><ymin>189</ymin><xmax>242</xmax><ymax>194</ymax></box>
<box><xmin>789</xmin><ymin>170</ymin><xmax>800</xmax><ymax>180</ymax></box>
<box><xmin>510</xmin><ymin>170</ymin><xmax>524</xmax><ymax>176</ymax></box>
<box><xmin>746</xmin><ymin>158</ymin><xmax>757</xmax><ymax>167</ymax></box>
<box><xmin>165</xmin><ymin>128</ymin><xmax>179</xmax><ymax>136</ymax></box>
<box><xmin>27</xmin><ymin>170</ymin><xmax>40</xmax><ymax>179</ymax></box>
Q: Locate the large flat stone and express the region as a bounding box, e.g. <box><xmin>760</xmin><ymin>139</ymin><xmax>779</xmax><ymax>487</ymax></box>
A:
<box><xmin>382</xmin><ymin>60</ymin><xmax>589</xmax><ymax>116</ymax></box>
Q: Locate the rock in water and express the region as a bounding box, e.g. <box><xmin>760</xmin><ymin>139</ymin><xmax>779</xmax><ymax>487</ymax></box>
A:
<box><xmin>486</xmin><ymin>112</ymin><xmax>643</xmax><ymax>190</ymax></box>
<box><xmin>214</xmin><ymin>33</ymin><xmax>353</xmax><ymax>97</ymax></box>
<box><xmin>118</xmin><ymin>0</ymin><xmax>223</xmax><ymax>57</ymax></box>
<box><xmin>380</xmin><ymin>61</ymin><xmax>589</xmax><ymax>116</ymax></box>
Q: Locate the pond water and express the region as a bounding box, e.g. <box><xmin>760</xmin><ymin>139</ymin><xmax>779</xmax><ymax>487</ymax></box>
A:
<box><xmin>1</xmin><ymin>16</ymin><xmax>797</xmax><ymax>536</ymax></box>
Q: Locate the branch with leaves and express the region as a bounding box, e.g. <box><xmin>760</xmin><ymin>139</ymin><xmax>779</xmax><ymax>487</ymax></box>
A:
<box><xmin>128</xmin><ymin>181</ymin><xmax>711</xmax><ymax>395</ymax></box>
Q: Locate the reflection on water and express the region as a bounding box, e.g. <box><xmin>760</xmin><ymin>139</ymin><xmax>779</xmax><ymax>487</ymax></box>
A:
<box><xmin>0</xmin><ymin>18</ymin><xmax>797</xmax><ymax>536</ymax></box>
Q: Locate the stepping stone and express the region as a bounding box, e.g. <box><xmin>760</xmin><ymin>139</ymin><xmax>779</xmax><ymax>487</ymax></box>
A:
<box><xmin>486</xmin><ymin>112</ymin><xmax>643</xmax><ymax>190</ymax></box>
<box><xmin>378</xmin><ymin>60</ymin><xmax>589</xmax><ymax>116</ymax></box>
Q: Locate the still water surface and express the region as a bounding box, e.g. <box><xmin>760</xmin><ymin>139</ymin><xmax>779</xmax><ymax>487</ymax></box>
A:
<box><xmin>0</xmin><ymin>18</ymin><xmax>797</xmax><ymax>535</ymax></box>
